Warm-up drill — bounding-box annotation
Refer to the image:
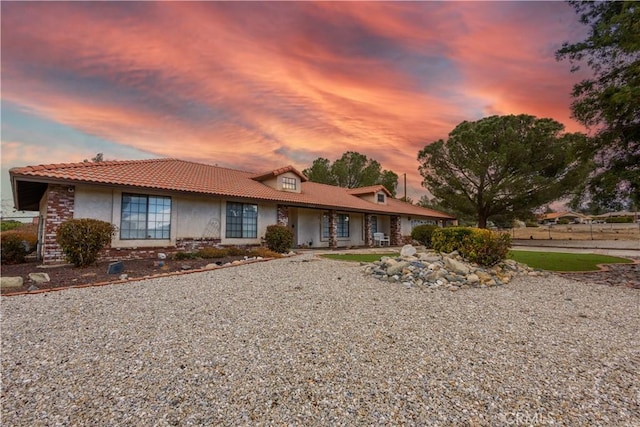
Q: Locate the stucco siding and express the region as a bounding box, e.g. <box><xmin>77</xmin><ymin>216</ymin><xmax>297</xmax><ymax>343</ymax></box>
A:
<box><xmin>74</xmin><ymin>185</ymin><xmax>113</xmax><ymax>223</ymax></box>
<box><xmin>175</xmin><ymin>196</ymin><xmax>221</xmax><ymax>239</ymax></box>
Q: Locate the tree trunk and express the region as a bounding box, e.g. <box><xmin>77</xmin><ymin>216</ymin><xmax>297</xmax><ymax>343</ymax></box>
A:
<box><xmin>477</xmin><ymin>214</ymin><xmax>488</xmax><ymax>229</ymax></box>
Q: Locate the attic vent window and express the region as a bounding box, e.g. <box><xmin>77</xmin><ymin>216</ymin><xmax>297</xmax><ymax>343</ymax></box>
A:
<box><xmin>283</xmin><ymin>177</ymin><xmax>297</xmax><ymax>190</ymax></box>
<box><xmin>377</xmin><ymin>193</ymin><xmax>385</xmax><ymax>203</ymax></box>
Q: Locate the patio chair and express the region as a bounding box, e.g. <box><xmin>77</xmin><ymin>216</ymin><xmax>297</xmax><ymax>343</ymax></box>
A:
<box><xmin>373</xmin><ymin>232</ymin><xmax>390</xmax><ymax>246</ymax></box>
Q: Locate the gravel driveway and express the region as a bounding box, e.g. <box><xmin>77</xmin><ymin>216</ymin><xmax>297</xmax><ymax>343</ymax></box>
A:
<box><xmin>2</xmin><ymin>253</ymin><xmax>639</xmax><ymax>426</ymax></box>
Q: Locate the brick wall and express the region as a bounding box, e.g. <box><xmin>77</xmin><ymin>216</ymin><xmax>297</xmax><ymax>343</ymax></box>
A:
<box><xmin>42</xmin><ymin>184</ymin><xmax>75</xmax><ymax>264</ymax></box>
<box><xmin>390</xmin><ymin>215</ymin><xmax>402</xmax><ymax>246</ymax></box>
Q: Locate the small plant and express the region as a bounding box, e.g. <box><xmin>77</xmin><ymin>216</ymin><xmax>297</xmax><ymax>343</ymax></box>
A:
<box><xmin>226</xmin><ymin>246</ymin><xmax>248</xmax><ymax>256</ymax></box>
<box><xmin>410</xmin><ymin>224</ymin><xmax>439</xmax><ymax>247</ymax></box>
<box><xmin>247</xmin><ymin>247</ymin><xmax>282</xmax><ymax>258</ymax></box>
<box><xmin>264</xmin><ymin>225</ymin><xmax>294</xmax><ymax>253</ymax></box>
<box><xmin>605</xmin><ymin>216</ymin><xmax>633</xmax><ymax>223</ymax></box>
<box><xmin>196</xmin><ymin>247</ymin><xmax>228</xmax><ymax>259</ymax></box>
<box><xmin>1</xmin><ymin>230</ymin><xmax>38</xmax><ymax>263</ymax></box>
<box><xmin>1</xmin><ymin>220</ymin><xmax>24</xmax><ymax>232</ymax></box>
<box><xmin>56</xmin><ymin>219</ymin><xmax>116</xmax><ymax>267</ymax></box>
<box><xmin>174</xmin><ymin>251</ymin><xmax>197</xmax><ymax>260</ymax></box>
<box><xmin>525</xmin><ymin>221</ymin><xmax>540</xmax><ymax>228</ymax></box>
<box><xmin>557</xmin><ymin>218</ymin><xmax>570</xmax><ymax>225</ymax></box>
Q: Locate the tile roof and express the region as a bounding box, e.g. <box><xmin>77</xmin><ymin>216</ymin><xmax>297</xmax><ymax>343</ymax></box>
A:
<box><xmin>347</xmin><ymin>185</ymin><xmax>391</xmax><ymax>196</ymax></box>
<box><xmin>250</xmin><ymin>165</ymin><xmax>308</xmax><ymax>182</ymax></box>
<box><xmin>10</xmin><ymin>158</ymin><xmax>455</xmax><ymax>219</ymax></box>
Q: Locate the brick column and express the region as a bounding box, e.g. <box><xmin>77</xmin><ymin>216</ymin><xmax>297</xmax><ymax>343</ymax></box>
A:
<box><xmin>364</xmin><ymin>214</ymin><xmax>373</xmax><ymax>247</ymax></box>
<box><xmin>43</xmin><ymin>184</ymin><xmax>75</xmax><ymax>263</ymax></box>
<box><xmin>328</xmin><ymin>210</ymin><xmax>337</xmax><ymax>249</ymax></box>
<box><xmin>390</xmin><ymin>215</ymin><xmax>402</xmax><ymax>246</ymax></box>
<box><xmin>277</xmin><ymin>205</ymin><xmax>289</xmax><ymax>226</ymax></box>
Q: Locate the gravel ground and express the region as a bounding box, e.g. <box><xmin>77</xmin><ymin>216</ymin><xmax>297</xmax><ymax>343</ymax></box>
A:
<box><xmin>2</xmin><ymin>253</ymin><xmax>639</xmax><ymax>426</ymax></box>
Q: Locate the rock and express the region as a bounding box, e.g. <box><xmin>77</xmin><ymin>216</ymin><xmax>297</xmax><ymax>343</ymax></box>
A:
<box><xmin>444</xmin><ymin>257</ymin><xmax>470</xmax><ymax>275</ymax></box>
<box><xmin>205</xmin><ymin>263</ymin><xmax>219</xmax><ymax>270</ymax></box>
<box><xmin>400</xmin><ymin>245</ymin><xmax>417</xmax><ymax>257</ymax></box>
<box><xmin>28</xmin><ymin>272</ymin><xmax>50</xmax><ymax>283</ymax></box>
<box><xmin>119</xmin><ymin>274</ymin><xmax>128</xmax><ymax>280</ymax></box>
<box><xmin>1</xmin><ymin>277</ymin><xmax>23</xmax><ymax>289</ymax></box>
<box><xmin>27</xmin><ymin>285</ymin><xmax>39</xmax><ymax>291</ymax></box>
<box><xmin>466</xmin><ymin>273</ymin><xmax>479</xmax><ymax>284</ymax></box>
<box><xmin>403</xmin><ymin>282</ymin><xmax>412</xmax><ymax>289</ymax></box>
<box><xmin>387</xmin><ymin>261</ymin><xmax>410</xmax><ymax>276</ymax></box>
<box><xmin>157</xmin><ymin>253</ymin><xmax>167</xmax><ymax>260</ymax></box>
<box><xmin>181</xmin><ymin>265</ymin><xmax>192</xmax><ymax>270</ymax></box>
<box><xmin>419</xmin><ymin>253</ymin><xmax>441</xmax><ymax>262</ymax></box>
<box><xmin>107</xmin><ymin>261</ymin><xmax>124</xmax><ymax>275</ymax></box>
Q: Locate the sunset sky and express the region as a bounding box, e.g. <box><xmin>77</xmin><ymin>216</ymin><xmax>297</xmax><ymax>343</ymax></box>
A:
<box><xmin>1</xmin><ymin>1</ymin><xmax>591</xmax><ymax>209</ymax></box>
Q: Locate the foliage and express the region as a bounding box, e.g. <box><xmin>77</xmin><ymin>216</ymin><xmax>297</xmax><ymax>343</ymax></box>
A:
<box><xmin>605</xmin><ymin>216</ymin><xmax>633</xmax><ymax>223</ymax></box>
<box><xmin>226</xmin><ymin>246</ymin><xmax>248</xmax><ymax>256</ymax></box>
<box><xmin>558</xmin><ymin>218</ymin><xmax>571</xmax><ymax>225</ymax></box>
<box><xmin>410</xmin><ymin>224</ymin><xmax>439</xmax><ymax>247</ymax></box>
<box><xmin>418</xmin><ymin>115</ymin><xmax>589</xmax><ymax>228</ymax></box>
<box><xmin>174</xmin><ymin>251</ymin><xmax>198</xmax><ymax>260</ymax></box>
<box><xmin>303</xmin><ymin>151</ymin><xmax>399</xmax><ymax>196</ymax></box>
<box><xmin>431</xmin><ymin>227</ymin><xmax>474</xmax><ymax>254</ymax></box>
<box><xmin>460</xmin><ymin>229</ymin><xmax>511</xmax><ymax>267</ymax></box>
<box><xmin>1</xmin><ymin>220</ymin><xmax>23</xmax><ymax>232</ymax></box>
<box><xmin>509</xmin><ymin>250</ymin><xmax>631</xmax><ymax>272</ymax></box>
<box><xmin>525</xmin><ymin>221</ymin><xmax>540</xmax><ymax>228</ymax></box>
<box><xmin>320</xmin><ymin>253</ymin><xmax>399</xmax><ymax>263</ymax></box>
<box><xmin>196</xmin><ymin>247</ymin><xmax>229</xmax><ymax>258</ymax></box>
<box><xmin>557</xmin><ymin>1</ymin><xmax>640</xmax><ymax>210</ymax></box>
<box><xmin>56</xmin><ymin>219</ymin><xmax>116</xmax><ymax>267</ymax></box>
<box><xmin>1</xmin><ymin>230</ymin><xmax>37</xmax><ymax>263</ymax></box>
<box><xmin>432</xmin><ymin>227</ymin><xmax>510</xmax><ymax>266</ymax></box>
<box><xmin>264</xmin><ymin>225</ymin><xmax>294</xmax><ymax>253</ymax></box>
<box><xmin>247</xmin><ymin>247</ymin><xmax>283</xmax><ymax>258</ymax></box>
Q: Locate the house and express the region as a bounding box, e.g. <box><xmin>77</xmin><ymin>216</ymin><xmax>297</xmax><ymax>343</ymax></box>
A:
<box><xmin>537</xmin><ymin>211</ymin><xmax>590</xmax><ymax>225</ymax></box>
<box><xmin>9</xmin><ymin>158</ymin><xmax>456</xmax><ymax>263</ymax></box>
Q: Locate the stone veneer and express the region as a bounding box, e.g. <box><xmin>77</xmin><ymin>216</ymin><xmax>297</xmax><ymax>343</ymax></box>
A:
<box><xmin>42</xmin><ymin>184</ymin><xmax>75</xmax><ymax>264</ymax></box>
<box><xmin>364</xmin><ymin>214</ymin><xmax>373</xmax><ymax>247</ymax></box>
<box><xmin>328</xmin><ymin>210</ymin><xmax>337</xmax><ymax>248</ymax></box>
<box><xmin>390</xmin><ymin>215</ymin><xmax>402</xmax><ymax>246</ymax></box>
<box><xmin>277</xmin><ymin>205</ymin><xmax>289</xmax><ymax>226</ymax></box>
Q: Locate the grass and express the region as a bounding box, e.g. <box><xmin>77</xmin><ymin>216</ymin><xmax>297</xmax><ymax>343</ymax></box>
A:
<box><xmin>509</xmin><ymin>250</ymin><xmax>632</xmax><ymax>272</ymax></box>
<box><xmin>320</xmin><ymin>253</ymin><xmax>399</xmax><ymax>263</ymax></box>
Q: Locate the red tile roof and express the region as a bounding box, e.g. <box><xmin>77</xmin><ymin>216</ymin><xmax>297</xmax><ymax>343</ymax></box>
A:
<box><xmin>250</xmin><ymin>165</ymin><xmax>308</xmax><ymax>182</ymax></box>
<box><xmin>347</xmin><ymin>185</ymin><xmax>392</xmax><ymax>196</ymax></box>
<box><xmin>10</xmin><ymin>158</ymin><xmax>455</xmax><ymax>219</ymax></box>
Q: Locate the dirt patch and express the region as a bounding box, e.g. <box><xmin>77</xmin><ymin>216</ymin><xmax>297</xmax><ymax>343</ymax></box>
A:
<box><xmin>1</xmin><ymin>256</ymin><xmax>249</xmax><ymax>295</ymax></box>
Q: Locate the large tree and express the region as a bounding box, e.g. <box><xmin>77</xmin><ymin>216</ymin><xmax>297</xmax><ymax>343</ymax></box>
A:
<box><xmin>418</xmin><ymin>115</ymin><xmax>589</xmax><ymax>228</ymax></box>
<box><xmin>556</xmin><ymin>1</ymin><xmax>640</xmax><ymax>210</ymax></box>
<box><xmin>303</xmin><ymin>151</ymin><xmax>399</xmax><ymax>196</ymax></box>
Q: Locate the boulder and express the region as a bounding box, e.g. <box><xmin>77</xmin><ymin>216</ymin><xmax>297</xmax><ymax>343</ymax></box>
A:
<box><xmin>443</xmin><ymin>257</ymin><xmax>470</xmax><ymax>275</ymax></box>
<box><xmin>400</xmin><ymin>245</ymin><xmax>417</xmax><ymax>257</ymax></box>
<box><xmin>157</xmin><ymin>253</ymin><xmax>167</xmax><ymax>260</ymax></box>
<box><xmin>387</xmin><ymin>261</ymin><xmax>410</xmax><ymax>276</ymax></box>
<box><xmin>466</xmin><ymin>273</ymin><xmax>480</xmax><ymax>284</ymax></box>
<box><xmin>1</xmin><ymin>277</ymin><xmax>23</xmax><ymax>289</ymax></box>
<box><xmin>28</xmin><ymin>272</ymin><xmax>50</xmax><ymax>283</ymax></box>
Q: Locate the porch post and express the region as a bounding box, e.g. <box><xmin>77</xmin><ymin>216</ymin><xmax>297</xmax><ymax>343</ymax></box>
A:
<box><xmin>390</xmin><ymin>215</ymin><xmax>402</xmax><ymax>246</ymax></box>
<box><xmin>277</xmin><ymin>205</ymin><xmax>289</xmax><ymax>226</ymax></box>
<box><xmin>364</xmin><ymin>214</ymin><xmax>373</xmax><ymax>247</ymax></box>
<box><xmin>328</xmin><ymin>210</ymin><xmax>338</xmax><ymax>249</ymax></box>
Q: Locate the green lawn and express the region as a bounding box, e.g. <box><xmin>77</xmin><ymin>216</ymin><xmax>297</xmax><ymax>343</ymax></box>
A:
<box><xmin>320</xmin><ymin>253</ymin><xmax>399</xmax><ymax>263</ymax></box>
<box><xmin>509</xmin><ymin>250</ymin><xmax>632</xmax><ymax>272</ymax></box>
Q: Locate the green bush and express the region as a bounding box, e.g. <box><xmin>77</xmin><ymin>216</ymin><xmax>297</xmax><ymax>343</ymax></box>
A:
<box><xmin>56</xmin><ymin>219</ymin><xmax>116</xmax><ymax>267</ymax></box>
<box><xmin>525</xmin><ymin>221</ymin><xmax>540</xmax><ymax>228</ymax></box>
<box><xmin>605</xmin><ymin>216</ymin><xmax>633</xmax><ymax>223</ymax></box>
<box><xmin>1</xmin><ymin>220</ymin><xmax>23</xmax><ymax>232</ymax></box>
<box><xmin>174</xmin><ymin>251</ymin><xmax>197</xmax><ymax>260</ymax></box>
<box><xmin>557</xmin><ymin>218</ymin><xmax>570</xmax><ymax>225</ymax></box>
<box><xmin>264</xmin><ymin>225</ymin><xmax>294</xmax><ymax>253</ymax></box>
<box><xmin>431</xmin><ymin>226</ymin><xmax>511</xmax><ymax>266</ymax></box>
<box><xmin>460</xmin><ymin>228</ymin><xmax>511</xmax><ymax>266</ymax></box>
<box><xmin>431</xmin><ymin>227</ymin><xmax>474</xmax><ymax>253</ymax></box>
<box><xmin>410</xmin><ymin>224</ymin><xmax>439</xmax><ymax>247</ymax></box>
<box><xmin>1</xmin><ymin>230</ymin><xmax>38</xmax><ymax>263</ymax></box>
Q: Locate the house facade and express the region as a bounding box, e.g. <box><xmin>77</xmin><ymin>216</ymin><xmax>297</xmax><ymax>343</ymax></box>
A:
<box><xmin>10</xmin><ymin>159</ymin><xmax>456</xmax><ymax>263</ymax></box>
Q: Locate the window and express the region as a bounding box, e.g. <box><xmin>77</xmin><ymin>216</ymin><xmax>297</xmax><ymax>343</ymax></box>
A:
<box><xmin>377</xmin><ymin>193</ymin><xmax>385</xmax><ymax>203</ymax></box>
<box><xmin>121</xmin><ymin>194</ymin><xmax>171</xmax><ymax>239</ymax></box>
<box><xmin>226</xmin><ymin>202</ymin><xmax>258</xmax><ymax>238</ymax></box>
<box><xmin>322</xmin><ymin>213</ymin><xmax>350</xmax><ymax>239</ymax></box>
<box><xmin>282</xmin><ymin>177</ymin><xmax>297</xmax><ymax>190</ymax></box>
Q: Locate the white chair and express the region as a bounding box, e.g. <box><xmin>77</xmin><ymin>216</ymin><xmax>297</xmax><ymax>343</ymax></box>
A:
<box><xmin>373</xmin><ymin>232</ymin><xmax>390</xmax><ymax>246</ymax></box>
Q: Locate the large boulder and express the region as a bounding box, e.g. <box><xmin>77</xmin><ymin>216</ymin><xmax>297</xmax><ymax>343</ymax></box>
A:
<box><xmin>400</xmin><ymin>245</ymin><xmax>417</xmax><ymax>257</ymax></box>
<box><xmin>443</xmin><ymin>257</ymin><xmax>470</xmax><ymax>275</ymax></box>
<box><xmin>28</xmin><ymin>272</ymin><xmax>50</xmax><ymax>283</ymax></box>
<box><xmin>1</xmin><ymin>277</ymin><xmax>24</xmax><ymax>289</ymax></box>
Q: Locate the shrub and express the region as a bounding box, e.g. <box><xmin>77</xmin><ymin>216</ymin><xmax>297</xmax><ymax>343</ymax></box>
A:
<box><xmin>196</xmin><ymin>247</ymin><xmax>228</xmax><ymax>259</ymax></box>
<box><xmin>410</xmin><ymin>224</ymin><xmax>439</xmax><ymax>247</ymax></box>
<box><xmin>1</xmin><ymin>220</ymin><xmax>23</xmax><ymax>232</ymax></box>
<box><xmin>460</xmin><ymin>229</ymin><xmax>511</xmax><ymax>267</ymax></box>
<box><xmin>605</xmin><ymin>216</ymin><xmax>633</xmax><ymax>223</ymax></box>
<box><xmin>226</xmin><ymin>246</ymin><xmax>248</xmax><ymax>256</ymax></box>
<box><xmin>525</xmin><ymin>221</ymin><xmax>540</xmax><ymax>228</ymax></box>
<box><xmin>264</xmin><ymin>225</ymin><xmax>294</xmax><ymax>253</ymax></box>
<box><xmin>1</xmin><ymin>230</ymin><xmax>38</xmax><ymax>263</ymax></box>
<box><xmin>247</xmin><ymin>247</ymin><xmax>282</xmax><ymax>258</ymax></box>
<box><xmin>431</xmin><ymin>227</ymin><xmax>474</xmax><ymax>253</ymax></box>
<box><xmin>557</xmin><ymin>218</ymin><xmax>570</xmax><ymax>225</ymax></box>
<box><xmin>174</xmin><ymin>251</ymin><xmax>197</xmax><ymax>260</ymax></box>
<box><xmin>56</xmin><ymin>219</ymin><xmax>116</xmax><ymax>267</ymax></box>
